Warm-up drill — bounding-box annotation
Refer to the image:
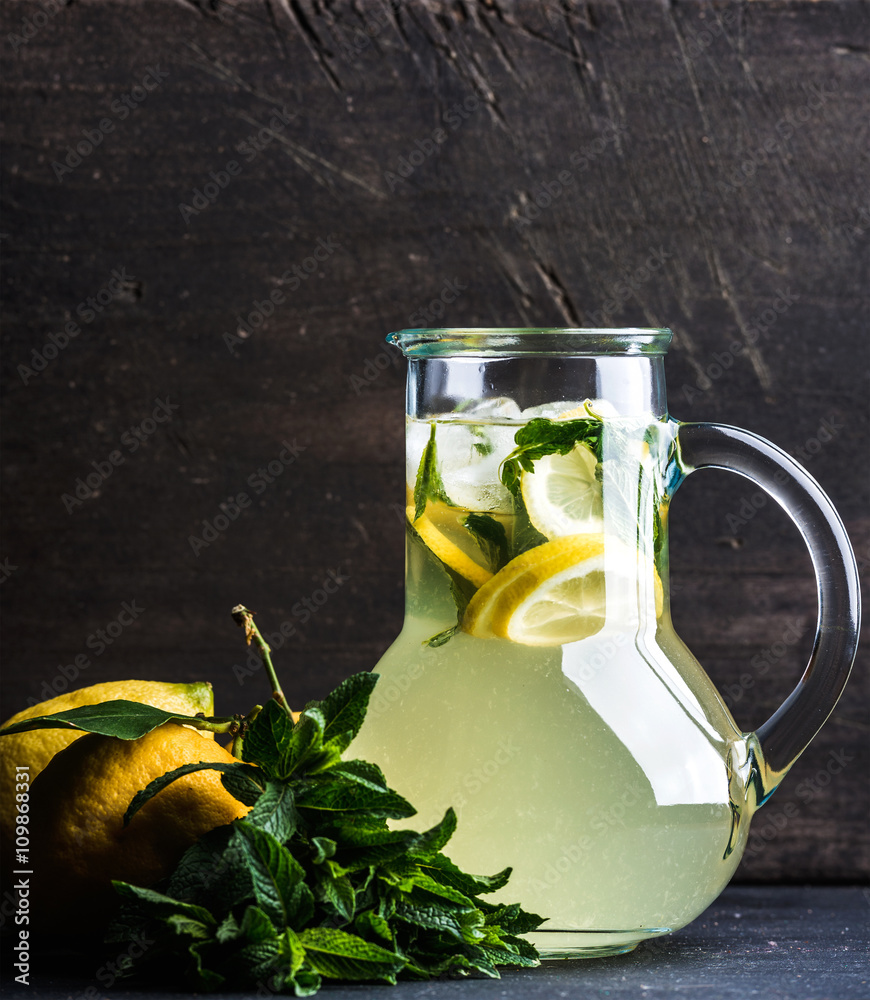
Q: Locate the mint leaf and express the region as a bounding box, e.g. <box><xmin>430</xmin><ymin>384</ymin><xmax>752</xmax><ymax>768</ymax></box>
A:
<box><xmin>500</xmin><ymin>417</ymin><xmax>603</xmax><ymax>495</ymax></box>
<box><xmin>409</xmin><ymin>807</ymin><xmax>457</xmax><ymax>857</ymax></box>
<box><xmin>245</xmin><ymin>780</ymin><xmax>299</xmax><ymax>842</ymax></box>
<box><xmin>281</xmin><ymin>709</ymin><xmax>327</xmax><ymax>777</ymax></box>
<box><xmin>405</xmin><ymin>518</ymin><xmax>477</xmax><ymax>647</ymax></box>
<box><xmin>313</xmin><ymin>869</ymin><xmax>356</xmax><ymax>921</ymax></box>
<box><xmin>297</xmin><ymin>928</ymin><xmax>403</xmax><ymax>982</ymax></box>
<box><xmin>463</xmin><ymin>513</ymin><xmax>509</xmax><ymax>571</ymax></box>
<box><xmin>234</xmin><ymin>822</ymin><xmax>314</xmax><ymax>928</ymax></box>
<box><xmin>418</xmin><ymin>851</ymin><xmax>512</xmax><ymax>896</ymax></box>
<box><xmin>425</xmin><ymin>624</ymin><xmax>461</xmax><ymax>647</ymax></box>
<box><xmin>394</xmin><ymin>896</ymin><xmax>483</xmax><ymax>944</ymax></box>
<box><xmin>109</xmin><ymin>882</ymin><xmax>217</xmax><ymax>928</ymax></box>
<box><xmin>238</xmin><ymin>905</ymin><xmax>280</xmax><ymax>944</ymax></box>
<box><xmin>509</xmin><ymin>488</ymin><xmax>550</xmax><ymax>558</ymax></box>
<box><xmin>319</xmin><ymin>672</ymin><xmax>378</xmax><ymax>752</ymax></box>
<box><xmin>243</xmin><ymin>699</ymin><xmax>294</xmax><ymax>775</ymax></box>
<box><xmin>413</xmin><ymin>422</ymin><xmax>450</xmax><ymax>519</ymax></box>
<box><xmin>124</xmin><ymin>761</ymin><xmax>264</xmax><ymax>826</ymax></box>
<box><xmin>221</xmin><ymin>769</ymin><xmax>267</xmax><ymax>807</ymax></box>
<box><xmin>165</xmin><ymin>824</ymin><xmax>252</xmax><ymax>910</ymax></box>
<box><xmin>296</xmin><ymin>776</ymin><xmax>416</xmax><ymax>820</ymax></box>
<box><xmin>329</xmin><ymin>759</ymin><xmax>390</xmax><ymax>791</ymax></box>
<box><xmin>0</xmin><ymin>700</ymin><xmax>210</xmax><ymax>740</ymax></box>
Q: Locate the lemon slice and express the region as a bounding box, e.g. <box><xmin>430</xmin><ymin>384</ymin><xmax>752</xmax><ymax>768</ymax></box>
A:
<box><xmin>520</xmin><ymin>441</ymin><xmax>604</xmax><ymax>538</ymax></box>
<box><xmin>407</xmin><ymin>504</ymin><xmax>493</xmax><ymax>589</ymax></box>
<box><xmin>463</xmin><ymin>534</ymin><xmax>607</xmax><ymax>645</ymax></box>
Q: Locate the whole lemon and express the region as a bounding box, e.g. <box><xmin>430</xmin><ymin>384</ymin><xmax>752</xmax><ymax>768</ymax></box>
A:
<box><xmin>0</xmin><ymin>679</ymin><xmax>215</xmax><ymax>860</ymax></box>
<box><xmin>29</xmin><ymin>722</ymin><xmax>250</xmax><ymax>925</ymax></box>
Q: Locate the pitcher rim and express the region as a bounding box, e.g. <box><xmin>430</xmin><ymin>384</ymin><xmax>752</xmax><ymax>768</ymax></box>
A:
<box><xmin>387</xmin><ymin>327</ymin><xmax>673</xmax><ymax>357</ymax></box>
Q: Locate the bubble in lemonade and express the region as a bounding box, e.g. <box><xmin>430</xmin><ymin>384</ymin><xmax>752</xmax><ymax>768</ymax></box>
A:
<box><xmin>353</xmin><ymin>397</ymin><xmax>747</xmax><ymax>955</ymax></box>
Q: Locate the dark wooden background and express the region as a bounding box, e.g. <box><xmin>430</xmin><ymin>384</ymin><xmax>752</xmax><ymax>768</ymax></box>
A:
<box><xmin>1</xmin><ymin>0</ymin><xmax>867</xmax><ymax>883</ymax></box>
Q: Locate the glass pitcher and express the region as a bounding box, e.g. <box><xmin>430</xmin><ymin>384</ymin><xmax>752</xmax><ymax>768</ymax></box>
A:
<box><xmin>350</xmin><ymin>328</ymin><xmax>860</xmax><ymax>958</ymax></box>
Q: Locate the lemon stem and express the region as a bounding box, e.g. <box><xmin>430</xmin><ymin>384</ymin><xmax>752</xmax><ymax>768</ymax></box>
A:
<box><xmin>231</xmin><ymin>605</ymin><xmax>292</xmax><ymax>718</ymax></box>
<box><xmin>189</xmin><ymin>715</ymin><xmax>241</xmax><ymax>736</ymax></box>
<box><xmin>232</xmin><ymin>704</ymin><xmax>262</xmax><ymax>758</ymax></box>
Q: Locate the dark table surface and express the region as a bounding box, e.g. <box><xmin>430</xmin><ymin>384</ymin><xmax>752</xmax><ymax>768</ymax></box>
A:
<box><xmin>3</xmin><ymin>885</ymin><xmax>867</xmax><ymax>1000</ymax></box>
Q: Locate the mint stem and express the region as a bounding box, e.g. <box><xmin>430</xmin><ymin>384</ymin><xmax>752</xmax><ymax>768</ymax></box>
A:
<box><xmin>231</xmin><ymin>605</ymin><xmax>292</xmax><ymax>718</ymax></box>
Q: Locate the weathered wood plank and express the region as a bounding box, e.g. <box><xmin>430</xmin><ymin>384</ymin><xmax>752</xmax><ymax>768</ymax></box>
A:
<box><xmin>1</xmin><ymin>0</ymin><xmax>867</xmax><ymax>882</ymax></box>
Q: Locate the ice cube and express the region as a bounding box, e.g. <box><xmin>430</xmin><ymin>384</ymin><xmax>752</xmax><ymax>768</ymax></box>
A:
<box><xmin>460</xmin><ymin>396</ymin><xmax>523</xmax><ymax>421</ymax></box>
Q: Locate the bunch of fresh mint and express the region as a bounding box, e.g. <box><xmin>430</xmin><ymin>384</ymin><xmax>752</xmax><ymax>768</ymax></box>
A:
<box><xmin>0</xmin><ymin>606</ymin><xmax>543</xmax><ymax>996</ymax></box>
<box><xmin>105</xmin><ymin>671</ymin><xmax>542</xmax><ymax>995</ymax></box>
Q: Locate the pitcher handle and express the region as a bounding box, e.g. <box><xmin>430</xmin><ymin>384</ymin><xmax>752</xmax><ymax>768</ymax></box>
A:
<box><xmin>673</xmin><ymin>421</ymin><xmax>860</xmax><ymax>804</ymax></box>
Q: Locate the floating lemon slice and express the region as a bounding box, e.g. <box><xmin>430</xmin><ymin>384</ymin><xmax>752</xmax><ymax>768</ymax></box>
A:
<box><xmin>520</xmin><ymin>441</ymin><xmax>604</xmax><ymax>538</ymax></box>
<box><xmin>407</xmin><ymin>503</ymin><xmax>493</xmax><ymax>589</ymax></box>
<box><xmin>464</xmin><ymin>534</ymin><xmax>664</xmax><ymax>646</ymax></box>
<box><xmin>463</xmin><ymin>534</ymin><xmax>607</xmax><ymax>645</ymax></box>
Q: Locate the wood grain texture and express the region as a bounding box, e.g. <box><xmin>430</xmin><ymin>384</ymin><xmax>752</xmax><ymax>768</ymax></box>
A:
<box><xmin>0</xmin><ymin>0</ymin><xmax>867</xmax><ymax>882</ymax></box>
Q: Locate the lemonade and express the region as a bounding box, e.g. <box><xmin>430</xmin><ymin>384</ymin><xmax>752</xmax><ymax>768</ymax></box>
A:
<box><xmin>351</xmin><ymin>398</ymin><xmax>757</xmax><ymax>956</ymax></box>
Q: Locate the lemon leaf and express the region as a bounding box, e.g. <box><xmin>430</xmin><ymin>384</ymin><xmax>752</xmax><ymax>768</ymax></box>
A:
<box><xmin>0</xmin><ymin>699</ymin><xmax>214</xmax><ymax>740</ymax></box>
<box><xmin>123</xmin><ymin>761</ymin><xmax>264</xmax><ymax>826</ymax></box>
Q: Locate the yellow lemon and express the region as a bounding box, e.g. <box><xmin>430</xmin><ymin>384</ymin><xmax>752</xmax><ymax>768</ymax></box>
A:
<box><xmin>520</xmin><ymin>441</ymin><xmax>604</xmax><ymax>538</ymax></box>
<box><xmin>0</xmin><ymin>679</ymin><xmax>215</xmax><ymax>861</ymax></box>
<box><xmin>29</xmin><ymin>722</ymin><xmax>250</xmax><ymax>925</ymax></box>
<box><xmin>407</xmin><ymin>502</ymin><xmax>494</xmax><ymax>588</ymax></box>
<box><xmin>464</xmin><ymin>534</ymin><xmax>665</xmax><ymax>646</ymax></box>
<box><xmin>463</xmin><ymin>534</ymin><xmax>607</xmax><ymax>645</ymax></box>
